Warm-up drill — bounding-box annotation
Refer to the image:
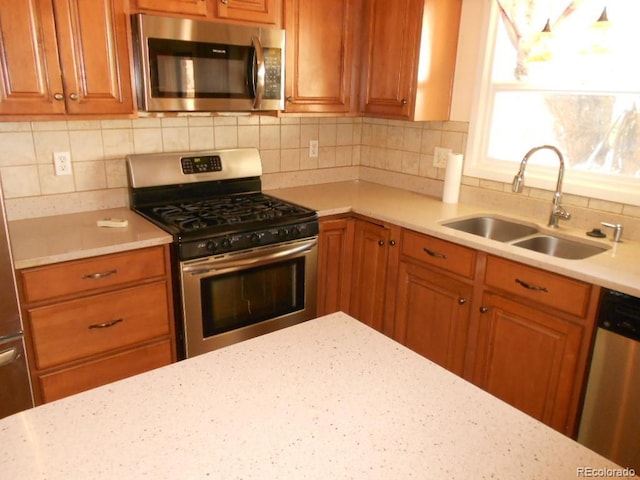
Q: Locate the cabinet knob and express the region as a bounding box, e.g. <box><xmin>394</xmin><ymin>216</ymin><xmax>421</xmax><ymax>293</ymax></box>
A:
<box><xmin>400</xmin><ymin>99</ymin><xmax>408</xmax><ymax>105</ymax></box>
<box><xmin>53</xmin><ymin>93</ymin><xmax>64</xmax><ymax>101</ymax></box>
<box><xmin>378</xmin><ymin>240</ymin><xmax>385</xmax><ymax>247</ymax></box>
<box><xmin>220</xmin><ymin>0</ymin><xmax>228</xmax><ymax>4</ymax></box>
<box><xmin>69</xmin><ymin>93</ymin><xmax>79</xmax><ymax>101</ymax></box>
<box><xmin>458</xmin><ymin>298</ymin><xmax>466</xmax><ymax>305</ymax></box>
<box><xmin>479</xmin><ymin>306</ymin><xmax>488</xmax><ymax>314</ymax></box>
<box><xmin>286</xmin><ymin>96</ymin><xmax>294</xmax><ymax>103</ymax></box>
<box><xmin>389</xmin><ymin>240</ymin><xmax>396</xmax><ymax>246</ymax></box>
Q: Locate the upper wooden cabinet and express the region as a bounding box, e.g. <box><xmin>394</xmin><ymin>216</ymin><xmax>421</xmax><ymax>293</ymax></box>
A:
<box><xmin>0</xmin><ymin>0</ymin><xmax>134</xmax><ymax>117</ymax></box>
<box><xmin>284</xmin><ymin>0</ymin><xmax>361</xmax><ymax>114</ymax></box>
<box><xmin>359</xmin><ymin>0</ymin><xmax>462</xmax><ymax>121</ymax></box>
<box><xmin>132</xmin><ymin>0</ymin><xmax>282</xmax><ymax>26</ymax></box>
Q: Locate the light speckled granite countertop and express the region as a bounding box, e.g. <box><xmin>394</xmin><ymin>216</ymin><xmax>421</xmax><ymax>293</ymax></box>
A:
<box><xmin>0</xmin><ymin>312</ymin><xmax>623</xmax><ymax>479</ymax></box>
<box><xmin>266</xmin><ymin>181</ymin><xmax>640</xmax><ymax>297</ymax></box>
<box><xmin>8</xmin><ymin>207</ymin><xmax>172</xmax><ymax>269</ymax></box>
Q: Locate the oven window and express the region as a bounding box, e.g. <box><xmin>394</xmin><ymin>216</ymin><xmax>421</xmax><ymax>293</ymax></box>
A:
<box><xmin>201</xmin><ymin>258</ymin><xmax>305</xmax><ymax>337</ymax></box>
<box><xmin>148</xmin><ymin>38</ymin><xmax>251</xmax><ymax>99</ymax></box>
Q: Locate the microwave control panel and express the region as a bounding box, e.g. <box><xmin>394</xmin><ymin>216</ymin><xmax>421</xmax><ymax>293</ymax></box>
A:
<box><xmin>263</xmin><ymin>48</ymin><xmax>282</xmax><ymax>100</ymax></box>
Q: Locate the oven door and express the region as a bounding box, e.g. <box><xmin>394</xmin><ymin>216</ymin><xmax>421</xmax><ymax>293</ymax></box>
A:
<box><xmin>180</xmin><ymin>238</ymin><xmax>317</xmax><ymax>358</ymax></box>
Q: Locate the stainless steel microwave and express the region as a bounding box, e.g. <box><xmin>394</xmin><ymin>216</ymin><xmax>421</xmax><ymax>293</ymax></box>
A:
<box><xmin>131</xmin><ymin>14</ymin><xmax>285</xmax><ymax>112</ymax></box>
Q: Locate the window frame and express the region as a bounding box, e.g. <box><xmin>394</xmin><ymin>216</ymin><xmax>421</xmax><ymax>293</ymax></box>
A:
<box><xmin>463</xmin><ymin>1</ymin><xmax>640</xmax><ymax>207</ymax></box>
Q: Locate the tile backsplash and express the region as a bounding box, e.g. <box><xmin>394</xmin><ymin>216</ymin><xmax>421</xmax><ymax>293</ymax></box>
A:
<box><xmin>1</xmin><ymin>115</ymin><xmax>639</xmax><ymax>240</ymax></box>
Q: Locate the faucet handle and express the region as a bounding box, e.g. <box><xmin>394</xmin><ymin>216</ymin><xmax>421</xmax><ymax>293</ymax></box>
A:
<box><xmin>601</xmin><ymin>222</ymin><xmax>624</xmax><ymax>242</ymax></box>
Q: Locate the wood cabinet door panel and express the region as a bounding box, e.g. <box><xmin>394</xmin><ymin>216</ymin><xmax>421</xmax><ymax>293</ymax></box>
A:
<box><xmin>394</xmin><ymin>261</ymin><xmax>472</xmax><ymax>375</ymax></box>
<box><xmin>133</xmin><ymin>0</ymin><xmax>209</xmax><ymax>16</ymax></box>
<box><xmin>284</xmin><ymin>0</ymin><xmax>359</xmax><ymax>113</ymax></box>
<box><xmin>0</xmin><ymin>0</ymin><xmax>65</xmax><ymax>115</ymax></box>
<box><xmin>52</xmin><ymin>0</ymin><xmax>133</xmax><ymax>115</ymax></box>
<box><xmin>37</xmin><ymin>340</ymin><xmax>173</xmax><ymax>403</ymax></box>
<box><xmin>317</xmin><ymin>218</ymin><xmax>354</xmax><ymax>316</ymax></box>
<box><xmin>214</xmin><ymin>0</ymin><xmax>280</xmax><ymax>26</ymax></box>
<box><xmin>29</xmin><ymin>281</ymin><xmax>171</xmax><ymax>369</ymax></box>
<box><xmin>474</xmin><ymin>292</ymin><xmax>585</xmax><ymax>434</ymax></box>
<box><xmin>21</xmin><ymin>246</ymin><xmax>167</xmax><ymax>303</ymax></box>
<box><xmin>349</xmin><ymin>220</ymin><xmax>391</xmax><ymax>331</ymax></box>
<box><xmin>360</xmin><ymin>0</ymin><xmax>421</xmax><ymax>118</ymax></box>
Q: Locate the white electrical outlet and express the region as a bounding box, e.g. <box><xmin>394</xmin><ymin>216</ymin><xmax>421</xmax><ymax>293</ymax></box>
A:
<box><xmin>309</xmin><ymin>140</ymin><xmax>319</xmax><ymax>158</ymax></box>
<box><xmin>53</xmin><ymin>151</ymin><xmax>72</xmax><ymax>176</ymax></box>
<box><xmin>433</xmin><ymin>147</ymin><xmax>452</xmax><ymax>168</ymax></box>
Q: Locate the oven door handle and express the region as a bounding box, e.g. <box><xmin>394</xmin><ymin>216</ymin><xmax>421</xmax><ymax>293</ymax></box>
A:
<box><xmin>183</xmin><ymin>240</ymin><xmax>316</xmax><ymax>276</ymax></box>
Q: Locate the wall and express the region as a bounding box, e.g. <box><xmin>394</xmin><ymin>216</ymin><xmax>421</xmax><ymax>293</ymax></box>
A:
<box><xmin>0</xmin><ymin>115</ymin><xmax>362</xmax><ymax>220</ymax></box>
<box><xmin>2</xmin><ymin>115</ymin><xmax>639</xmax><ymax>240</ymax></box>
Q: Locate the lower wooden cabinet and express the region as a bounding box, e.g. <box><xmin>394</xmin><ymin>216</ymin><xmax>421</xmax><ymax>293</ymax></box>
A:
<box><xmin>318</xmin><ymin>214</ymin><xmax>599</xmax><ymax>437</ymax></box>
<box><xmin>348</xmin><ymin>218</ymin><xmax>399</xmax><ymax>335</ymax></box>
<box><xmin>394</xmin><ymin>260</ymin><xmax>472</xmax><ymax>376</ymax></box>
<box><xmin>19</xmin><ymin>245</ymin><xmax>176</xmax><ymax>404</ymax></box>
<box><xmin>37</xmin><ymin>340</ymin><xmax>173</xmax><ymax>403</ymax></box>
<box><xmin>469</xmin><ymin>292</ymin><xmax>587</xmax><ymax>435</ymax></box>
<box><xmin>317</xmin><ymin>217</ymin><xmax>354</xmax><ymax>316</ymax></box>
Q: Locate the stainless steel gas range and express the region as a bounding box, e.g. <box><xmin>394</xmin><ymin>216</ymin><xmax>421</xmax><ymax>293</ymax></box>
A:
<box><xmin>127</xmin><ymin>148</ymin><xmax>318</xmax><ymax>359</ymax></box>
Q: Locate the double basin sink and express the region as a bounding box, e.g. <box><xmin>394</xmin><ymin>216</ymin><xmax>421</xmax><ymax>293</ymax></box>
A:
<box><xmin>442</xmin><ymin>215</ymin><xmax>609</xmax><ymax>260</ymax></box>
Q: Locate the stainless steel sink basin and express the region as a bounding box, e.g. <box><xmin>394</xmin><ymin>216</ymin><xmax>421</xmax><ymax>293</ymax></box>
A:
<box><xmin>443</xmin><ymin>216</ymin><xmax>539</xmax><ymax>242</ymax></box>
<box><xmin>512</xmin><ymin>235</ymin><xmax>609</xmax><ymax>260</ymax></box>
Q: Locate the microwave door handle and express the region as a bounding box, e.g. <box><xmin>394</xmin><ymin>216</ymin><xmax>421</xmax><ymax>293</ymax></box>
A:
<box><xmin>251</xmin><ymin>35</ymin><xmax>265</xmax><ymax>109</ymax></box>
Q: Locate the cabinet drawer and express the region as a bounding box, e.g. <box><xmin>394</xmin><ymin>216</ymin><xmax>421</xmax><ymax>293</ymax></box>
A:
<box><xmin>484</xmin><ymin>256</ymin><xmax>592</xmax><ymax>317</ymax></box>
<box><xmin>401</xmin><ymin>229</ymin><xmax>476</xmax><ymax>278</ymax></box>
<box><xmin>29</xmin><ymin>282</ymin><xmax>170</xmax><ymax>370</ymax></box>
<box><xmin>37</xmin><ymin>340</ymin><xmax>173</xmax><ymax>403</ymax></box>
<box><xmin>21</xmin><ymin>246</ymin><xmax>166</xmax><ymax>303</ymax></box>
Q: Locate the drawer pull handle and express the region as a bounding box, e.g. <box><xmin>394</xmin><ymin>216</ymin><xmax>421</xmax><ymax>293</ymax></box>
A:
<box><xmin>515</xmin><ymin>278</ymin><xmax>549</xmax><ymax>293</ymax></box>
<box><xmin>82</xmin><ymin>269</ymin><xmax>117</xmax><ymax>280</ymax></box>
<box><xmin>88</xmin><ymin>318</ymin><xmax>123</xmax><ymax>330</ymax></box>
<box><xmin>423</xmin><ymin>248</ymin><xmax>447</xmax><ymax>260</ymax></box>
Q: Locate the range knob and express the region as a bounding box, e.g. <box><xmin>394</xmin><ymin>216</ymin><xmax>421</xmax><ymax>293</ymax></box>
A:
<box><xmin>249</xmin><ymin>233</ymin><xmax>261</xmax><ymax>244</ymax></box>
<box><xmin>277</xmin><ymin>228</ymin><xmax>288</xmax><ymax>239</ymax></box>
<box><xmin>206</xmin><ymin>240</ymin><xmax>218</xmax><ymax>252</ymax></box>
<box><xmin>290</xmin><ymin>226</ymin><xmax>301</xmax><ymax>238</ymax></box>
<box><xmin>220</xmin><ymin>237</ymin><xmax>232</xmax><ymax>249</ymax></box>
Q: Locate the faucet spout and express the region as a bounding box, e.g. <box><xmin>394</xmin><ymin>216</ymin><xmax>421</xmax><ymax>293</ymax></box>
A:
<box><xmin>512</xmin><ymin>145</ymin><xmax>571</xmax><ymax>228</ymax></box>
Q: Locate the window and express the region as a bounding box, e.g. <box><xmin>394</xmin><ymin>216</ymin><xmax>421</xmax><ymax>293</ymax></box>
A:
<box><xmin>465</xmin><ymin>1</ymin><xmax>640</xmax><ymax>206</ymax></box>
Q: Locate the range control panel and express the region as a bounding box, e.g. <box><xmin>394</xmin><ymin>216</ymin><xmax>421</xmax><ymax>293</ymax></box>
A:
<box><xmin>181</xmin><ymin>155</ymin><xmax>223</xmax><ymax>174</ymax></box>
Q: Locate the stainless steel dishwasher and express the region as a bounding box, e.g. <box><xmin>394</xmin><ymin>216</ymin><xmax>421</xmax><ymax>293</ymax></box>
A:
<box><xmin>578</xmin><ymin>288</ymin><xmax>640</xmax><ymax>472</ymax></box>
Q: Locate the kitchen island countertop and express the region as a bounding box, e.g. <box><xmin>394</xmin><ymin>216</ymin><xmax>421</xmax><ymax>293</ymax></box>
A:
<box><xmin>0</xmin><ymin>312</ymin><xmax>624</xmax><ymax>479</ymax></box>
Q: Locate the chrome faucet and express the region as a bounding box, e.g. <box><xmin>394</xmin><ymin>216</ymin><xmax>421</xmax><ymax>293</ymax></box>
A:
<box><xmin>512</xmin><ymin>145</ymin><xmax>571</xmax><ymax>228</ymax></box>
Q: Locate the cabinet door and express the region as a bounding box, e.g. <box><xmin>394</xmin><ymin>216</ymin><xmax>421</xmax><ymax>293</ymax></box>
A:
<box><xmin>132</xmin><ymin>0</ymin><xmax>209</xmax><ymax>17</ymax></box>
<box><xmin>394</xmin><ymin>261</ymin><xmax>472</xmax><ymax>376</ymax></box>
<box><xmin>317</xmin><ymin>218</ymin><xmax>354</xmax><ymax>316</ymax></box>
<box><xmin>359</xmin><ymin>0</ymin><xmax>421</xmax><ymax>119</ymax></box>
<box><xmin>472</xmin><ymin>292</ymin><xmax>586</xmax><ymax>435</ymax></box>
<box><xmin>284</xmin><ymin>0</ymin><xmax>360</xmax><ymax>114</ymax></box>
<box><xmin>0</xmin><ymin>0</ymin><xmax>66</xmax><ymax>115</ymax></box>
<box><xmin>214</xmin><ymin>0</ymin><xmax>280</xmax><ymax>26</ymax></box>
<box><xmin>349</xmin><ymin>220</ymin><xmax>396</xmax><ymax>332</ymax></box>
<box><xmin>52</xmin><ymin>0</ymin><xmax>134</xmax><ymax>115</ymax></box>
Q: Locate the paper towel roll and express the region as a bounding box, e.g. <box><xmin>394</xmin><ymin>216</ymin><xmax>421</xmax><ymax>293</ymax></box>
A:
<box><xmin>442</xmin><ymin>153</ymin><xmax>464</xmax><ymax>204</ymax></box>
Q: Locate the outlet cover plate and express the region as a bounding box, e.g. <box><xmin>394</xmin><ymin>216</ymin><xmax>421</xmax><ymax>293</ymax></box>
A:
<box><xmin>433</xmin><ymin>147</ymin><xmax>452</xmax><ymax>168</ymax></box>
